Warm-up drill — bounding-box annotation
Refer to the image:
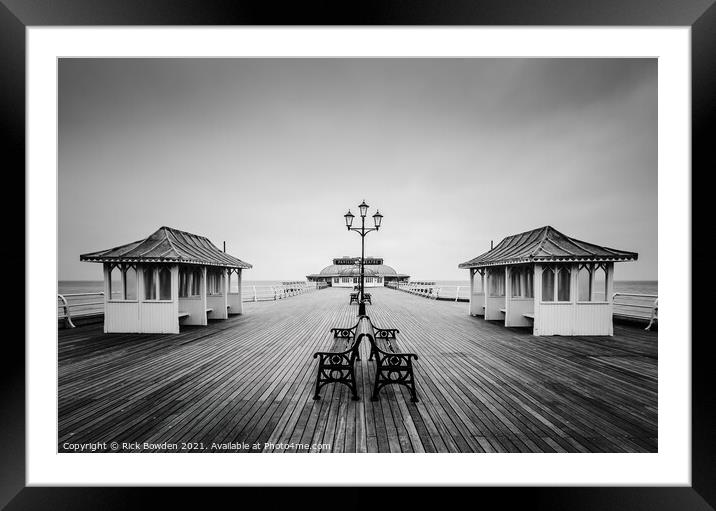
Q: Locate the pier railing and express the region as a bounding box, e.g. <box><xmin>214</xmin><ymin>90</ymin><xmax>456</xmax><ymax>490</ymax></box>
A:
<box><xmin>58</xmin><ymin>292</ymin><xmax>107</xmax><ymax>328</ymax></box>
<box><xmin>386</xmin><ymin>282</ymin><xmax>470</xmax><ymax>302</ymax></box>
<box><xmin>387</xmin><ymin>284</ymin><xmax>658</xmax><ymax>330</ymax></box>
<box><xmin>612</xmin><ymin>293</ymin><xmax>658</xmax><ymax>330</ymax></box>
<box><xmin>242</xmin><ymin>282</ymin><xmax>326</xmax><ymax>302</ymax></box>
<box><xmin>59</xmin><ymin>282</ymin><xmax>327</xmax><ymax>328</ymax></box>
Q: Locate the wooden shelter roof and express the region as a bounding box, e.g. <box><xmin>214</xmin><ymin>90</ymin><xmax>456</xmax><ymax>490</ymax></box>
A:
<box><xmin>458</xmin><ymin>226</ymin><xmax>638</xmax><ymax>269</ymax></box>
<box><xmin>80</xmin><ymin>226</ymin><xmax>252</xmax><ymax>269</ymax></box>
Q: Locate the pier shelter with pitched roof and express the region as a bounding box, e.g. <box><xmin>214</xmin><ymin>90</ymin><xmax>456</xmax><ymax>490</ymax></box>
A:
<box><xmin>80</xmin><ymin>226</ymin><xmax>252</xmax><ymax>334</ymax></box>
<box><xmin>458</xmin><ymin>226</ymin><xmax>637</xmax><ymax>336</ymax></box>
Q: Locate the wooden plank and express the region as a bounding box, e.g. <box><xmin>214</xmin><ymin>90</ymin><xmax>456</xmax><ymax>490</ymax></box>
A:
<box><xmin>58</xmin><ymin>286</ymin><xmax>657</xmax><ymax>453</ymax></box>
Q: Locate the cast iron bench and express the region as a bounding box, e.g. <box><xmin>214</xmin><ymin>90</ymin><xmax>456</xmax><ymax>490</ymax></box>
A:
<box><xmin>349</xmin><ymin>292</ymin><xmax>372</xmax><ymax>305</ymax></box>
<box><xmin>366</xmin><ymin>318</ymin><xmax>418</xmax><ymax>402</ymax></box>
<box><xmin>313</xmin><ymin>319</ymin><xmax>363</xmax><ymax>400</ymax></box>
<box><xmin>312</xmin><ymin>315</ymin><xmax>419</xmax><ymax>402</ymax></box>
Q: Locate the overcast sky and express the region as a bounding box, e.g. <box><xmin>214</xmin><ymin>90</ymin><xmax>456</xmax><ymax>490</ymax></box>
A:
<box><xmin>59</xmin><ymin>58</ymin><xmax>657</xmax><ymax>282</ymax></box>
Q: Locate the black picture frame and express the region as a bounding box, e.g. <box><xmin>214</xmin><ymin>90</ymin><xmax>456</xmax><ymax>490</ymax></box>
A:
<box><xmin>4</xmin><ymin>1</ymin><xmax>710</xmax><ymax>509</ymax></box>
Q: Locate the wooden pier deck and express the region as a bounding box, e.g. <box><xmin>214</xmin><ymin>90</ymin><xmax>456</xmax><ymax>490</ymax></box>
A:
<box><xmin>58</xmin><ymin>287</ymin><xmax>657</xmax><ymax>453</ymax></box>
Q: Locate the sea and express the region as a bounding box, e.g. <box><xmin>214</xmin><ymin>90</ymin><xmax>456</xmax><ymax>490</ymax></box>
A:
<box><xmin>58</xmin><ymin>279</ymin><xmax>658</xmax><ymax>296</ymax></box>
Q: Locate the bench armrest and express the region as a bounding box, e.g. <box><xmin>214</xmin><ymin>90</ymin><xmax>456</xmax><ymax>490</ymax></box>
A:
<box><xmin>373</xmin><ymin>327</ymin><xmax>399</xmax><ymax>340</ymax></box>
<box><xmin>313</xmin><ymin>348</ymin><xmax>355</xmax><ymax>361</ymax></box>
<box><xmin>313</xmin><ymin>341</ymin><xmax>361</xmax><ymax>365</ymax></box>
<box><xmin>372</xmin><ymin>345</ymin><xmax>418</xmax><ymax>361</ymax></box>
<box><xmin>330</xmin><ymin>321</ymin><xmax>359</xmax><ymax>339</ymax></box>
<box><xmin>330</xmin><ymin>327</ymin><xmax>357</xmax><ymax>339</ymax></box>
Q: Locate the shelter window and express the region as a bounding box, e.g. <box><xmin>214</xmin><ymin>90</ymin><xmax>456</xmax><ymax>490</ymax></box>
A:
<box><xmin>159</xmin><ymin>267</ymin><xmax>172</xmax><ymax>300</ymax></box>
<box><xmin>142</xmin><ymin>266</ymin><xmax>172</xmax><ymax>301</ymax></box>
<box><xmin>578</xmin><ymin>264</ymin><xmax>593</xmax><ymax>301</ymax></box>
<box><xmin>472</xmin><ymin>270</ymin><xmax>484</xmax><ymax>294</ymax></box>
<box><xmin>353</xmin><ymin>277</ymin><xmax>358</xmax><ymax>284</ymax></box>
<box><xmin>541</xmin><ymin>266</ymin><xmax>571</xmax><ymax>302</ymax></box>
<box><xmin>109</xmin><ymin>264</ymin><xmax>137</xmax><ymax>301</ymax></box>
<box><xmin>191</xmin><ymin>269</ymin><xmax>202</xmax><ymax>296</ymax></box>
<box><xmin>511</xmin><ymin>269</ymin><xmax>521</xmax><ymax>297</ymax></box>
<box><xmin>143</xmin><ymin>267</ymin><xmax>158</xmax><ymax>300</ymax></box>
<box><xmin>541</xmin><ymin>267</ymin><xmax>555</xmax><ymax>301</ymax></box>
<box><xmin>180</xmin><ymin>267</ymin><xmax>203</xmax><ymax>297</ymax></box>
<box><xmin>488</xmin><ymin>269</ymin><xmax>505</xmax><ymax>297</ymax></box>
<box><xmin>109</xmin><ymin>265</ymin><xmax>122</xmax><ymax>300</ymax></box>
<box><xmin>593</xmin><ymin>264</ymin><xmax>608</xmax><ymax>301</ymax></box>
<box><xmin>333</xmin><ymin>277</ymin><xmax>339</xmax><ymax>283</ymax></box>
<box><xmin>123</xmin><ymin>266</ymin><xmax>137</xmax><ymax>300</ymax></box>
<box><xmin>524</xmin><ymin>269</ymin><xmax>534</xmax><ymax>298</ymax></box>
<box><xmin>179</xmin><ymin>269</ymin><xmax>190</xmax><ymax>298</ymax></box>
<box><xmin>207</xmin><ymin>272</ymin><xmax>215</xmax><ymax>294</ymax></box>
<box><xmin>557</xmin><ymin>267</ymin><xmax>571</xmax><ymax>301</ymax></box>
<box><xmin>207</xmin><ymin>270</ymin><xmax>223</xmax><ymax>295</ymax></box>
<box><xmin>227</xmin><ymin>271</ymin><xmax>237</xmax><ymax>293</ymax></box>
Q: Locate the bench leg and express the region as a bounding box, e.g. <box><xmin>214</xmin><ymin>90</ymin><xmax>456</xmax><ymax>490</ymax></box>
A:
<box><xmin>313</xmin><ymin>364</ymin><xmax>360</xmax><ymax>401</ymax></box>
<box><xmin>349</xmin><ymin>371</ymin><xmax>359</xmax><ymax>401</ymax></box>
<box><xmin>372</xmin><ymin>378</ymin><xmax>418</xmax><ymax>403</ymax></box>
<box><xmin>313</xmin><ymin>375</ymin><xmax>324</xmax><ymax>400</ymax></box>
<box><xmin>408</xmin><ymin>378</ymin><xmax>419</xmax><ymax>403</ymax></box>
<box><xmin>371</xmin><ymin>362</ymin><xmax>419</xmax><ymax>403</ymax></box>
<box><xmin>370</xmin><ymin>380</ymin><xmax>380</xmax><ymax>402</ymax></box>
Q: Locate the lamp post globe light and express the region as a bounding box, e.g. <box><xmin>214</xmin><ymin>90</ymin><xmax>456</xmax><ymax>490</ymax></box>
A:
<box><xmin>344</xmin><ymin>200</ymin><xmax>382</xmax><ymax>316</ymax></box>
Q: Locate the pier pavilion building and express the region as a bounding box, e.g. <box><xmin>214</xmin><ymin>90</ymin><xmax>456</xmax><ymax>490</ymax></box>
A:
<box><xmin>80</xmin><ymin>226</ymin><xmax>252</xmax><ymax>334</ymax></box>
<box><xmin>306</xmin><ymin>256</ymin><xmax>410</xmax><ymax>288</ymax></box>
<box><xmin>458</xmin><ymin>226</ymin><xmax>637</xmax><ymax>336</ymax></box>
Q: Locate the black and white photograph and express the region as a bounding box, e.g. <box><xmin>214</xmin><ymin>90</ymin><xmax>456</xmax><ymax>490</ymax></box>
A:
<box><xmin>57</xmin><ymin>57</ymin><xmax>658</xmax><ymax>455</ymax></box>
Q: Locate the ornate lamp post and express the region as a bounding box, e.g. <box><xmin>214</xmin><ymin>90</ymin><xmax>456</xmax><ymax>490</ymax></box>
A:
<box><xmin>344</xmin><ymin>200</ymin><xmax>383</xmax><ymax>316</ymax></box>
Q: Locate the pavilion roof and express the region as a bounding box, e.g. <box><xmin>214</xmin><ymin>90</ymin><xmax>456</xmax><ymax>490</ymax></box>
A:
<box><xmin>80</xmin><ymin>226</ymin><xmax>252</xmax><ymax>269</ymax></box>
<box><xmin>458</xmin><ymin>226</ymin><xmax>637</xmax><ymax>269</ymax></box>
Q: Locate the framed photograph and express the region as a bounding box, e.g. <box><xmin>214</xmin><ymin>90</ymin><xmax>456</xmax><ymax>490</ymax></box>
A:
<box><xmin>5</xmin><ymin>0</ymin><xmax>710</xmax><ymax>508</ymax></box>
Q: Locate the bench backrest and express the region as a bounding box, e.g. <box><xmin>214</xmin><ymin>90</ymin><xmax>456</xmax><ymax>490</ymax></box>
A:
<box><xmin>336</xmin><ymin>315</ymin><xmax>399</xmax><ymax>360</ymax></box>
<box><xmin>340</xmin><ymin>316</ymin><xmax>372</xmax><ymax>361</ymax></box>
<box><xmin>354</xmin><ymin>316</ymin><xmax>375</xmax><ymax>343</ymax></box>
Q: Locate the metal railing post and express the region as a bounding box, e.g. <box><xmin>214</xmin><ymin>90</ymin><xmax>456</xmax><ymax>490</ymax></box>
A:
<box><xmin>58</xmin><ymin>294</ymin><xmax>76</xmax><ymax>328</ymax></box>
<box><xmin>645</xmin><ymin>298</ymin><xmax>658</xmax><ymax>331</ymax></box>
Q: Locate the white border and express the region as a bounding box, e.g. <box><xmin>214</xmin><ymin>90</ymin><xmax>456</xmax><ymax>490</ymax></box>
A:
<box><xmin>27</xmin><ymin>27</ymin><xmax>691</xmax><ymax>486</ymax></box>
